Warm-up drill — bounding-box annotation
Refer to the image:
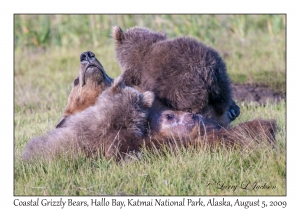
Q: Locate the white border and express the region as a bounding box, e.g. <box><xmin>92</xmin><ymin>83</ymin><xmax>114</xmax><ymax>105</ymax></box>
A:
<box><xmin>3</xmin><ymin>0</ymin><xmax>297</xmax><ymax>208</ymax></box>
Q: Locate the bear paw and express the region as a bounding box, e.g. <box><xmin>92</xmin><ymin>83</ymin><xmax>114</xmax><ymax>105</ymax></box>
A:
<box><xmin>227</xmin><ymin>100</ymin><xmax>240</xmax><ymax>122</ymax></box>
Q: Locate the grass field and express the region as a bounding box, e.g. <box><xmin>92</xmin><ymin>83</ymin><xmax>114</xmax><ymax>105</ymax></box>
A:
<box><xmin>14</xmin><ymin>14</ymin><xmax>286</xmax><ymax>195</ymax></box>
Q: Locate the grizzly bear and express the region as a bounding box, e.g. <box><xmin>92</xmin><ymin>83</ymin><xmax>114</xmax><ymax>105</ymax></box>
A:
<box><xmin>147</xmin><ymin>99</ymin><xmax>276</xmax><ymax>149</ymax></box>
<box><xmin>112</xmin><ymin>26</ymin><xmax>240</xmax><ymax>126</ymax></box>
<box><xmin>56</xmin><ymin>52</ymin><xmax>275</xmax><ymax>152</ymax></box>
<box><xmin>56</xmin><ymin>51</ymin><xmax>114</xmax><ymax>128</ymax></box>
<box><xmin>23</xmin><ymin>78</ymin><xmax>154</xmax><ymax>161</ymax></box>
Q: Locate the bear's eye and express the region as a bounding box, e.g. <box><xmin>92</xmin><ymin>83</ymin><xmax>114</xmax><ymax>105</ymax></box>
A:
<box><xmin>165</xmin><ymin>114</ymin><xmax>174</xmax><ymax>120</ymax></box>
<box><xmin>184</xmin><ymin>108</ymin><xmax>192</xmax><ymax>113</ymax></box>
<box><xmin>73</xmin><ymin>77</ymin><xmax>79</xmax><ymax>86</ymax></box>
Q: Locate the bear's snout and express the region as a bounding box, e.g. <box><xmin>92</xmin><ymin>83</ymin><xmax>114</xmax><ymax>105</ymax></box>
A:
<box><xmin>80</xmin><ymin>51</ymin><xmax>96</xmax><ymax>63</ymax></box>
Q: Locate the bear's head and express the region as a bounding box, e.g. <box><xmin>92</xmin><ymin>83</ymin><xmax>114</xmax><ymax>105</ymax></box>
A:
<box><xmin>112</xmin><ymin>26</ymin><xmax>167</xmax><ymax>47</ymax></box>
<box><xmin>96</xmin><ymin>77</ymin><xmax>155</xmax><ymax>136</ymax></box>
<box><xmin>147</xmin><ymin>100</ymin><xmax>219</xmax><ymax>143</ymax></box>
<box><xmin>57</xmin><ymin>51</ymin><xmax>113</xmax><ymax>128</ymax></box>
<box><xmin>112</xmin><ymin>26</ymin><xmax>167</xmax><ymax>77</ymax></box>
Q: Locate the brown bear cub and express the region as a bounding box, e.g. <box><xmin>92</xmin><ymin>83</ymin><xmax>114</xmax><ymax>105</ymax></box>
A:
<box><xmin>57</xmin><ymin>51</ymin><xmax>114</xmax><ymax>128</ymax></box>
<box><xmin>147</xmin><ymin>100</ymin><xmax>276</xmax><ymax>150</ymax></box>
<box><xmin>23</xmin><ymin>78</ymin><xmax>154</xmax><ymax>161</ymax></box>
<box><xmin>112</xmin><ymin>26</ymin><xmax>240</xmax><ymax>126</ymax></box>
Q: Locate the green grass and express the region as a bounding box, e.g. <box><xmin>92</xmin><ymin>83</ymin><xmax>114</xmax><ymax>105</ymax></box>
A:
<box><xmin>14</xmin><ymin>14</ymin><xmax>286</xmax><ymax>195</ymax></box>
<box><xmin>14</xmin><ymin>101</ymin><xmax>286</xmax><ymax>195</ymax></box>
<box><xmin>14</xmin><ymin>14</ymin><xmax>286</xmax><ymax>92</ymax></box>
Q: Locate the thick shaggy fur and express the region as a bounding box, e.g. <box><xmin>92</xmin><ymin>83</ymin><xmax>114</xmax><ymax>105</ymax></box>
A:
<box><xmin>23</xmin><ymin>79</ymin><xmax>275</xmax><ymax>162</ymax></box>
<box><xmin>146</xmin><ymin>100</ymin><xmax>276</xmax><ymax>150</ymax></box>
<box><xmin>54</xmin><ymin>53</ymin><xmax>275</xmax><ymax>154</ymax></box>
<box><xmin>24</xmin><ymin>52</ymin><xmax>275</xmax><ymax>162</ymax></box>
<box><xmin>23</xmin><ymin>78</ymin><xmax>154</xmax><ymax>161</ymax></box>
<box><xmin>112</xmin><ymin>26</ymin><xmax>239</xmax><ymax>126</ymax></box>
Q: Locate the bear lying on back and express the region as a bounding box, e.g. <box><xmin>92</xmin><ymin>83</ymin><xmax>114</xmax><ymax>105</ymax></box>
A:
<box><xmin>57</xmin><ymin>51</ymin><xmax>113</xmax><ymax>128</ymax></box>
<box><xmin>23</xmin><ymin>78</ymin><xmax>154</xmax><ymax>161</ymax></box>
<box><xmin>112</xmin><ymin>26</ymin><xmax>240</xmax><ymax>126</ymax></box>
<box><xmin>147</xmin><ymin>100</ymin><xmax>276</xmax><ymax>149</ymax></box>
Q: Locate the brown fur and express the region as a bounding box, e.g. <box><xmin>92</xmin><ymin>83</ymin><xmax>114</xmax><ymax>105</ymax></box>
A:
<box><xmin>23</xmin><ymin>77</ymin><xmax>275</xmax><ymax>162</ymax></box>
<box><xmin>56</xmin><ymin>53</ymin><xmax>275</xmax><ymax>153</ymax></box>
<box><xmin>146</xmin><ymin>100</ymin><xmax>276</xmax><ymax>150</ymax></box>
<box><xmin>23</xmin><ymin>78</ymin><xmax>154</xmax><ymax>161</ymax></box>
<box><xmin>57</xmin><ymin>51</ymin><xmax>113</xmax><ymax>128</ymax></box>
<box><xmin>112</xmin><ymin>26</ymin><xmax>240</xmax><ymax>126</ymax></box>
<box><xmin>24</xmin><ymin>52</ymin><xmax>274</xmax><ymax>162</ymax></box>
<box><xmin>214</xmin><ymin>119</ymin><xmax>276</xmax><ymax>147</ymax></box>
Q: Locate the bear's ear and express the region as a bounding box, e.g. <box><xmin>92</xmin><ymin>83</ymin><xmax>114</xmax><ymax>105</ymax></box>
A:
<box><xmin>141</xmin><ymin>91</ymin><xmax>155</xmax><ymax>108</ymax></box>
<box><xmin>111</xmin><ymin>76</ymin><xmax>125</xmax><ymax>94</ymax></box>
<box><xmin>158</xmin><ymin>30</ymin><xmax>167</xmax><ymax>37</ymax></box>
<box><xmin>112</xmin><ymin>26</ymin><xmax>125</xmax><ymax>45</ymax></box>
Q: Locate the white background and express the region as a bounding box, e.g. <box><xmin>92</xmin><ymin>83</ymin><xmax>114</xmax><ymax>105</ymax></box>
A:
<box><xmin>1</xmin><ymin>0</ymin><xmax>297</xmax><ymax>208</ymax></box>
